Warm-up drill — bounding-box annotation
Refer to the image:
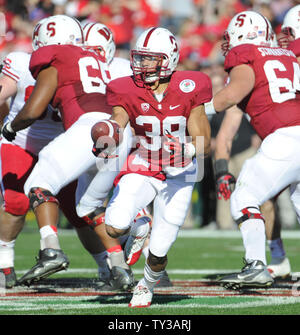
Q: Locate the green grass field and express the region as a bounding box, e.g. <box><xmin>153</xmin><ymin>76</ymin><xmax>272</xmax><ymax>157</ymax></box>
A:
<box><xmin>1</xmin><ymin>216</ymin><xmax>300</xmax><ymax>317</ymax></box>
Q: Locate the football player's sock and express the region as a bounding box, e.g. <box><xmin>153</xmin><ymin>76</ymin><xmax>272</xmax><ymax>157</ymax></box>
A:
<box><xmin>267</xmin><ymin>238</ymin><xmax>286</xmax><ymax>261</ymax></box>
<box><xmin>92</xmin><ymin>250</ymin><xmax>111</xmax><ymax>281</ymax></box>
<box><xmin>240</xmin><ymin>219</ymin><xmax>266</xmax><ymax>265</ymax></box>
<box><xmin>0</xmin><ymin>239</ymin><xmax>15</xmax><ymax>268</ymax></box>
<box><xmin>140</xmin><ymin>263</ymin><xmax>164</xmax><ymax>291</ymax></box>
<box><xmin>39</xmin><ymin>225</ymin><xmax>60</xmax><ymax>250</ymax></box>
<box><xmin>107</xmin><ymin>245</ymin><xmax>129</xmax><ymax>270</ymax></box>
<box><xmin>142</xmin><ymin>245</ymin><xmax>149</xmax><ymax>259</ymax></box>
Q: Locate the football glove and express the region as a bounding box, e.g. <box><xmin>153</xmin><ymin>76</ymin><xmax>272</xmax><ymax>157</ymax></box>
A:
<box><xmin>215</xmin><ymin>159</ymin><xmax>236</xmax><ymax>200</ymax></box>
<box><xmin>164</xmin><ymin>130</ymin><xmax>195</xmax><ymax>159</ymax></box>
<box><xmin>1</xmin><ymin>122</ymin><xmax>16</xmax><ymax>142</ymax></box>
<box><xmin>216</xmin><ymin>173</ymin><xmax>236</xmax><ymax>200</ymax></box>
<box><xmin>92</xmin><ymin>143</ymin><xmax>118</xmax><ymax>160</ymax></box>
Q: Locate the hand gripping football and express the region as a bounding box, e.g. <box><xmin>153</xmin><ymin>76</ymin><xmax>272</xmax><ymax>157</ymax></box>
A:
<box><xmin>91</xmin><ymin>120</ymin><xmax>123</xmax><ymax>152</ymax></box>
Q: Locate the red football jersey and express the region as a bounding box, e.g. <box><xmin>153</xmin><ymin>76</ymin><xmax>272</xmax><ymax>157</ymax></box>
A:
<box><xmin>224</xmin><ymin>44</ymin><xmax>300</xmax><ymax>139</ymax></box>
<box><xmin>30</xmin><ymin>45</ymin><xmax>112</xmax><ymax>130</ymax></box>
<box><xmin>107</xmin><ymin>71</ymin><xmax>212</xmax><ymax>179</ymax></box>
<box><xmin>288</xmin><ymin>38</ymin><xmax>300</xmax><ymax>57</ymax></box>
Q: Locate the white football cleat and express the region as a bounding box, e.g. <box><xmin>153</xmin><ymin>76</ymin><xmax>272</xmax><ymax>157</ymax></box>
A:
<box><xmin>267</xmin><ymin>257</ymin><xmax>291</xmax><ymax>279</ymax></box>
<box><xmin>128</xmin><ymin>284</ymin><xmax>153</xmax><ymax>308</ymax></box>
<box><xmin>124</xmin><ymin>215</ymin><xmax>151</xmax><ymax>266</ymax></box>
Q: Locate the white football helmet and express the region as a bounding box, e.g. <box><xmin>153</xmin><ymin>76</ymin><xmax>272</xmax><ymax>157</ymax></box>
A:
<box><xmin>222</xmin><ymin>11</ymin><xmax>273</xmax><ymax>55</ymax></box>
<box><xmin>34</xmin><ymin>15</ymin><xmax>84</xmax><ymax>50</ymax></box>
<box><xmin>281</xmin><ymin>5</ymin><xmax>300</xmax><ymax>40</ymax></box>
<box><xmin>83</xmin><ymin>22</ymin><xmax>116</xmax><ymax>64</ymax></box>
<box><xmin>130</xmin><ymin>27</ymin><xmax>179</xmax><ymax>84</ymax></box>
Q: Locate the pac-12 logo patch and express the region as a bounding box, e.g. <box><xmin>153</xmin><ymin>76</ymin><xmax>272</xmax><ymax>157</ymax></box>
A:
<box><xmin>179</xmin><ymin>79</ymin><xmax>195</xmax><ymax>93</ymax></box>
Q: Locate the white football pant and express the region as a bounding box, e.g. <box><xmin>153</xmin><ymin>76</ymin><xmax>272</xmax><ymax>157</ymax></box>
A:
<box><xmin>24</xmin><ymin>112</ymin><xmax>132</xmax><ymax>217</ymax></box>
<box><xmin>105</xmin><ymin>167</ymin><xmax>196</xmax><ymax>257</ymax></box>
<box><xmin>231</xmin><ymin>126</ymin><xmax>300</xmax><ymax>222</ymax></box>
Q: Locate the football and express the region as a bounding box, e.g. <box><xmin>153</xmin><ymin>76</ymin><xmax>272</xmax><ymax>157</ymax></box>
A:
<box><xmin>91</xmin><ymin>120</ymin><xmax>123</xmax><ymax>150</ymax></box>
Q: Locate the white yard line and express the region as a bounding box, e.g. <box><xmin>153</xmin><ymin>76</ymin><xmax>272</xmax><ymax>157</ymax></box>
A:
<box><xmin>58</xmin><ymin>228</ymin><xmax>300</xmax><ymax>239</ymax></box>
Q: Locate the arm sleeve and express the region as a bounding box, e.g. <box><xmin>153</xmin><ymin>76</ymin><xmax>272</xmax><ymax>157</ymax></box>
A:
<box><xmin>191</xmin><ymin>73</ymin><xmax>213</xmax><ymax>108</ymax></box>
<box><xmin>29</xmin><ymin>45</ymin><xmax>58</xmax><ymax>79</ymax></box>
<box><xmin>224</xmin><ymin>44</ymin><xmax>255</xmax><ymax>73</ymax></box>
<box><xmin>106</xmin><ymin>79</ymin><xmax>130</xmax><ymax>111</ymax></box>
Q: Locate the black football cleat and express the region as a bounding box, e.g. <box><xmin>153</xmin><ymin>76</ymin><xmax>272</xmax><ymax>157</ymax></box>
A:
<box><xmin>109</xmin><ymin>266</ymin><xmax>135</xmax><ymax>291</ymax></box>
<box><xmin>18</xmin><ymin>248</ymin><xmax>69</xmax><ymax>286</ymax></box>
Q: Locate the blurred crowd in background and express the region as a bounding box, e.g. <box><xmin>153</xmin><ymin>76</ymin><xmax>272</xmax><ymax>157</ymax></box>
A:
<box><xmin>0</xmin><ymin>0</ymin><xmax>299</xmax><ymax>230</ymax></box>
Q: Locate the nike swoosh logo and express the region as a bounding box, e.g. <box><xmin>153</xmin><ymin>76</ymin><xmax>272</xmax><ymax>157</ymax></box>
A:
<box><xmin>170</xmin><ymin>104</ymin><xmax>180</xmax><ymax>110</ymax></box>
<box><xmin>237</xmin><ymin>269</ymin><xmax>264</xmax><ymax>281</ymax></box>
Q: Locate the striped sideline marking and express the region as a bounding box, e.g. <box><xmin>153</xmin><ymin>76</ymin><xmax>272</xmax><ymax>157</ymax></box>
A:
<box><xmin>14</xmin><ymin>268</ymin><xmax>300</xmax><ymax>276</ymax></box>
<box><xmin>1</xmin><ymin>268</ymin><xmax>299</xmax><ymax>313</ymax></box>
<box><xmin>15</xmin><ymin>268</ymin><xmax>239</xmax><ymax>275</ymax></box>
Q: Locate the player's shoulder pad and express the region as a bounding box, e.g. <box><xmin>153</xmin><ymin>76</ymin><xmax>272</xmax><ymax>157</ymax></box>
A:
<box><xmin>224</xmin><ymin>44</ymin><xmax>256</xmax><ymax>73</ymax></box>
<box><xmin>29</xmin><ymin>45</ymin><xmax>66</xmax><ymax>79</ymax></box>
<box><xmin>107</xmin><ymin>75</ymin><xmax>135</xmax><ymax>94</ymax></box>
<box><xmin>172</xmin><ymin>71</ymin><xmax>212</xmax><ymax>95</ymax></box>
<box><xmin>2</xmin><ymin>51</ymin><xmax>31</xmax><ymax>79</ymax></box>
<box><xmin>4</xmin><ymin>51</ymin><xmax>30</xmax><ymax>63</ymax></box>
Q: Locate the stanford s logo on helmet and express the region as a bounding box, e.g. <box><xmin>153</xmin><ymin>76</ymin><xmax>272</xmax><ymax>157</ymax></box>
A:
<box><xmin>33</xmin><ymin>15</ymin><xmax>84</xmax><ymax>50</ymax></box>
<box><xmin>222</xmin><ymin>11</ymin><xmax>273</xmax><ymax>55</ymax></box>
<box><xmin>130</xmin><ymin>27</ymin><xmax>179</xmax><ymax>84</ymax></box>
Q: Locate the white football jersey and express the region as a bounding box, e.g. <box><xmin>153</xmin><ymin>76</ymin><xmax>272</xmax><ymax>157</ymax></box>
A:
<box><xmin>1</xmin><ymin>52</ymin><xmax>64</xmax><ymax>155</ymax></box>
<box><xmin>108</xmin><ymin>57</ymin><xmax>132</xmax><ymax>80</ymax></box>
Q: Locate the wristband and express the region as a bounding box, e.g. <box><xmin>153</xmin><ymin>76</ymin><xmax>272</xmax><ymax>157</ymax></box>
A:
<box><xmin>184</xmin><ymin>142</ymin><xmax>196</xmax><ymax>158</ymax></box>
<box><xmin>204</xmin><ymin>99</ymin><xmax>216</xmax><ymax>116</ymax></box>
<box><xmin>215</xmin><ymin>159</ymin><xmax>229</xmax><ymax>177</ymax></box>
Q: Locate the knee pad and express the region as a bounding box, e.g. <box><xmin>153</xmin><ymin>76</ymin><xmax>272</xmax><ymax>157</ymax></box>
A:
<box><xmin>148</xmin><ymin>250</ymin><xmax>168</xmax><ymax>266</ymax></box>
<box><xmin>81</xmin><ymin>207</ymin><xmax>106</xmax><ymax>229</ymax></box>
<box><xmin>235</xmin><ymin>207</ymin><xmax>265</xmax><ymax>227</ymax></box>
<box><xmin>29</xmin><ymin>187</ymin><xmax>59</xmax><ymax>211</ymax></box>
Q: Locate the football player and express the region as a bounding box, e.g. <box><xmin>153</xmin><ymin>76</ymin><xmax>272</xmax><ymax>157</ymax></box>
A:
<box><xmin>0</xmin><ymin>18</ymin><xmax>66</xmax><ymax>288</ymax></box>
<box><xmin>1</xmin><ymin>15</ymin><xmax>135</xmax><ymax>289</ymax></box>
<box><xmin>214</xmin><ymin>105</ymin><xmax>291</xmax><ymax>279</ymax></box>
<box><xmin>83</xmin><ymin>22</ymin><xmax>173</xmax><ymax>287</ymax></box>
<box><xmin>97</xmin><ymin>27</ymin><xmax>211</xmax><ymax>307</ymax></box>
<box><xmin>205</xmin><ymin>10</ymin><xmax>300</xmax><ymax>289</ymax></box>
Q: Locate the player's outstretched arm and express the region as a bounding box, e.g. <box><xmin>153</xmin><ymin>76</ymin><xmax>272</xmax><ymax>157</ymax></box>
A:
<box><xmin>10</xmin><ymin>66</ymin><xmax>58</xmax><ymax>132</ymax></box>
<box><xmin>187</xmin><ymin>104</ymin><xmax>211</xmax><ymax>157</ymax></box>
<box><xmin>210</xmin><ymin>65</ymin><xmax>255</xmax><ymax>114</ymax></box>
<box><xmin>215</xmin><ymin>105</ymin><xmax>243</xmax><ymax>161</ymax></box>
<box><xmin>214</xmin><ymin>105</ymin><xmax>243</xmax><ymax>200</ymax></box>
